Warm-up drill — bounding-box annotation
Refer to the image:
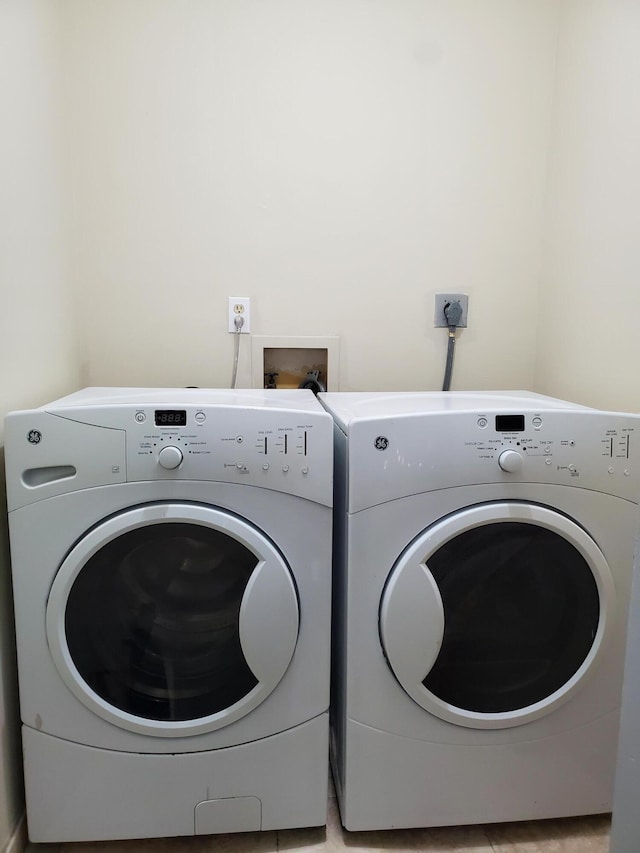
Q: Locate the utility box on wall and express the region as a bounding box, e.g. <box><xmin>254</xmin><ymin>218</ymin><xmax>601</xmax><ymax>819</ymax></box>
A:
<box><xmin>251</xmin><ymin>336</ymin><xmax>339</xmax><ymax>392</ymax></box>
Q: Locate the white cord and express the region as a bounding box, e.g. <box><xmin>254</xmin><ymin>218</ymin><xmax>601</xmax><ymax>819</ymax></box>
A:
<box><xmin>230</xmin><ymin>315</ymin><xmax>244</xmax><ymax>388</ymax></box>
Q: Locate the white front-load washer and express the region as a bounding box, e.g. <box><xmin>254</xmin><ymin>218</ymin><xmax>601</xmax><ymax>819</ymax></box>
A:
<box><xmin>319</xmin><ymin>391</ymin><xmax>640</xmax><ymax>831</ymax></box>
<box><xmin>5</xmin><ymin>388</ymin><xmax>333</xmax><ymax>843</ymax></box>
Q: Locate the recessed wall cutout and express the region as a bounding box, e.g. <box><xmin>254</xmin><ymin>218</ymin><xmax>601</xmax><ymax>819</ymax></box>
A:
<box><xmin>251</xmin><ymin>336</ymin><xmax>339</xmax><ymax>391</ymax></box>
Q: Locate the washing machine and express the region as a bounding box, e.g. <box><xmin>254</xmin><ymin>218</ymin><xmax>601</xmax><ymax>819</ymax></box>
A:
<box><xmin>5</xmin><ymin>387</ymin><xmax>333</xmax><ymax>843</ymax></box>
<box><xmin>319</xmin><ymin>390</ymin><xmax>640</xmax><ymax>831</ymax></box>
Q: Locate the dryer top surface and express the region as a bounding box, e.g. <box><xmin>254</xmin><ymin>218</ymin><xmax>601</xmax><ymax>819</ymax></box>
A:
<box><xmin>319</xmin><ymin>391</ymin><xmax>592</xmax><ymax>431</ymax></box>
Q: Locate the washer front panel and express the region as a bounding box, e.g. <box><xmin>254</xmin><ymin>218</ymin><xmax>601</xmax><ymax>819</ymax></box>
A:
<box><xmin>380</xmin><ymin>502</ymin><xmax>615</xmax><ymax>729</ymax></box>
<box><xmin>47</xmin><ymin>503</ymin><xmax>299</xmax><ymax>736</ymax></box>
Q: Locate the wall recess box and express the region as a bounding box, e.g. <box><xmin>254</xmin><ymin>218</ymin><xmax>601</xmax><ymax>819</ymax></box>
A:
<box><xmin>251</xmin><ymin>336</ymin><xmax>340</xmax><ymax>391</ymax></box>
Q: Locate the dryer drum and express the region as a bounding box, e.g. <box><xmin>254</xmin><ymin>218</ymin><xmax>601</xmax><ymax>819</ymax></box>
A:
<box><xmin>64</xmin><ymin>523</ymin><xmax>260</xmax><ymax>722</ymax></box>
<box><xmin>423</xmin><ymin>522</ymin><xmax>600</xmax><ymax>713</ymax></box>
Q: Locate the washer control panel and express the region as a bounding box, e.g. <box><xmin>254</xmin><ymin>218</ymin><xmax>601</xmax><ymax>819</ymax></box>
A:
<box><xmin>5</xmin><ymin>392</ymin><xmax>333</xmax><ymax>509</ymax></box>
<box><xmin>125</xmin><ymin>405</ymin><xmax>331</xmax><ymax>501</ymax></box>
<box><xmin>129</xmin><ymin>408</ymin><xmax>319</xmax><ymax>471</ymax></box>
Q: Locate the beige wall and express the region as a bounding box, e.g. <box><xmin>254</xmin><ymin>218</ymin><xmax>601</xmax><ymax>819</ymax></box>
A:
<box><xmin>63</xmin><ymin>0</ymin><xmax>559</xmax><ymax>392</ymax></box>
<box><xmin>0</xmin><ymin>2</ymin><xmax>80</xmax><ymax>849</ymax></box>
<box><xmin>1</xmin><ymin>2</ymin><xmax>638</xmax><ymax>849</ymax></box>
<box><xmin>535</xmin><ymin>0</ymin><xmax>640</xmax><ymax>411</ymax></box>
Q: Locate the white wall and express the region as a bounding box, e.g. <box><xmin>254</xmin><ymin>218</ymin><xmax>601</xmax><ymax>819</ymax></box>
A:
<box><xmin>0</xmin><ymin>2</ymin><xmax>81</xmax><ymax>848</ymax></box>
<box><xmin>63</xmin><ymin>0</ymin><xmax>559</xmax><ymax>392</ymax></box>
<box><xmin>535</xmin><ymin>0</ymin><xmax>640</xmax><ymax>411</ymax></box>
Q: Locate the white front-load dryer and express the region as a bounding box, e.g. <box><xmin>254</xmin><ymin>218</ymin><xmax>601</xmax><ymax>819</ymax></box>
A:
<box><xmin>5</xmin><ymin>388</ymin><xmax>333</xmax><ymax>843</ymax></box>
<box><xmin>319</xmin><ymin>391</ymin><xmax>640</xmax><ymax>831</ymax></box>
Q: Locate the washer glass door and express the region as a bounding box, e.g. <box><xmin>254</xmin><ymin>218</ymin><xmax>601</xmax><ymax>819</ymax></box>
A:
<box><xmin>379</xmin><ymin>502</ymin><xmax>615</xmax><ymax>729</ymax></box>
<box><xmin>47</xmin><ymin>503</ymin><xmax>299</xmax><ymax>736</ymax></box>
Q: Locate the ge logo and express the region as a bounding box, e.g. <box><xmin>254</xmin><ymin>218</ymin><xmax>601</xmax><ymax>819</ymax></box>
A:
<box><xmin>374</xmin><ymin>436</ymin><xmax>389</xmax><ymax>451</ymax></box>
<box><xmin>27</xmin><ymin>429</ymin><xmax>42</xmax><ymax>445</ymax></box>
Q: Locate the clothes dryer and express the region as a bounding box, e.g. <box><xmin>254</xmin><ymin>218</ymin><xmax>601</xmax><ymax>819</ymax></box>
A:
<box><xmin>320</xmin><ymin>391</ymin><xmax>640</xmax><ymax>831</ymax></box>
<box><xmin>5</xmin><ymin>388</ymin><xmax>333</xmax><ymax>842</ymax></box>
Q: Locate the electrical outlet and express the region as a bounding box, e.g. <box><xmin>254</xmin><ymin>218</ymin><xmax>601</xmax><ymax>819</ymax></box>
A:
<box><xmin>228</xmin><ymin>297</ymin><xmax>251</xmax><ymax>333</ymax></box>
<box><xmin>434</xmin><ymin>293</ymin><xmax>468</xmax><ymax>328</ymax></box>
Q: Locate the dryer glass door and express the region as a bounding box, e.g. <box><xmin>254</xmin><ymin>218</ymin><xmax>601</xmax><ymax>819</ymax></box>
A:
<box><xmin>379</xmin><ymin>502</ymin><xmax>615</xmax><ymax>729</ymax></box>
<box><xmin>47</xmin><ymin>503</ymin><xmax>300</xmax><ymax>736</ymax></box>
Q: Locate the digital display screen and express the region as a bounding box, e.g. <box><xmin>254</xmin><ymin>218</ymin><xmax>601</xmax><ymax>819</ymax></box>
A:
<box><xmin>155</xmin><ymin>410</ymin><xmax>187</xmax><ymax>427</ymax></box>
<box><xmin>495</xmin><ymin>414</ymin><xmax>525</xmax><ymax>432</ymax></box>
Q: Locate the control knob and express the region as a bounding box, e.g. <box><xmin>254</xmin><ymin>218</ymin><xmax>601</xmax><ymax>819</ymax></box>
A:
<box><xmin>158</xmin><ymin>445</ymin><xmax>183</xmax><ymax>470</ymax></box>
<box><xmin>498</xmin><ymin>449</ymin><xmax>523</xmax><ymax>473</ymax></box>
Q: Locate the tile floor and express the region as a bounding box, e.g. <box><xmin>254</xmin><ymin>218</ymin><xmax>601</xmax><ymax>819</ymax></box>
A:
<box><xmin>26</xmin><ymin>784</ymin><xmax>611</xmax><ymax>853</ymax></box>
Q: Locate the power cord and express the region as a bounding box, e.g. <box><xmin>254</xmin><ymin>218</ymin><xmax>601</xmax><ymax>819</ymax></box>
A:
<box><xmin>442</xmin><ymin>300</ymin><xmax>463</xmax><ymax>391</ymax></box>
<box><xmin>230</xmin><ymin>313</ymin><xmax>244</xmax><ymax>388</ymax></box>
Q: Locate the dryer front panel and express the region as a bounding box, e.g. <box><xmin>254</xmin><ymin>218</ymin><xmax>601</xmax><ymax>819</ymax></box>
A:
<box><xmin>379</xmin><ymin>502</ymin><xmax>615</xmax><ymax>729</ymax></box>
<box><xmin>46</xmin><ymin>503</ymin><xmax>300</xmax><ymax>737</ymax></box>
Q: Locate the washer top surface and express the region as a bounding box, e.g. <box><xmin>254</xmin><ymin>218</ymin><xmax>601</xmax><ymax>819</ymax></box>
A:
<box><xmin>319</xmin><ymin>391</ymin><xmax>591</xmax><ymax>432</ymax></box>
<box><xmin>42</xmin><ymin>386</ymin><xmax>326</xmax><ymax>413</ymax></box>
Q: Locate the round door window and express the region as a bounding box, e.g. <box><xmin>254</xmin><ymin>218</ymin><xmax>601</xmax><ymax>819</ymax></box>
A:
<box><xmin>379</xmin><ymin>502</ymin><xmax>615</xmax><ymax>729</ymax></box>
<box><xmin>47</xmin><ymin>504</ymin><xmax>300</xmax><ymax>736</ymax></box>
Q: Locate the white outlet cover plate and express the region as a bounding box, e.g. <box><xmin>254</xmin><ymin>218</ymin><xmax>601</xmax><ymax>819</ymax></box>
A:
<box><xmin>228</xmin><ymin>297</ymin><xmax>251</xmax><ymax>333</ymax></box>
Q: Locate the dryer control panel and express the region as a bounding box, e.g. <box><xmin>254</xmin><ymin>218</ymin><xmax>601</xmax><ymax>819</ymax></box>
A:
<box><xmin>465</xmin><ymin>411</ymin><xmax>634</xmax><ymax>480</ymax></box>
<box><xmin>346</xmin><ymin>408</ymin><xmax>640</xmax><ymax>511</ymax></box>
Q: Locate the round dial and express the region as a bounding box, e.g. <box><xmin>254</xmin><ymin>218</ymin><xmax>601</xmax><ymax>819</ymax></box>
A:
<box><xmin>158</xmin><ymin>445</ymin><xmax>183</xmax><ymax>470</ymax></box>
<box><xmin>498</xmin><ymin>449</ymin><xmax>523</xmax><ymax>473</ymax></box>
